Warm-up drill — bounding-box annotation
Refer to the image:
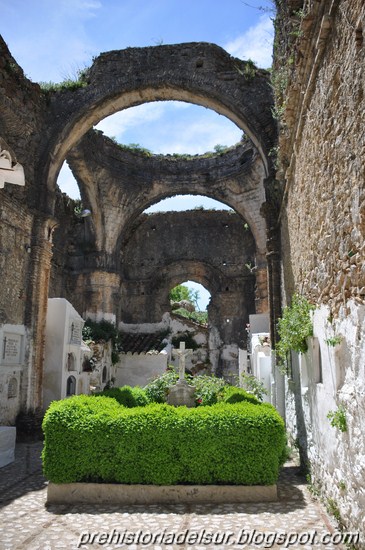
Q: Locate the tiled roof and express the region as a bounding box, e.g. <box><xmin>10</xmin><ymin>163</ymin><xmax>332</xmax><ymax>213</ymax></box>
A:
<box><xmin>119</xmin><ymin>333</ymin><xmax>166</xmax><ymax>354</ymax></box>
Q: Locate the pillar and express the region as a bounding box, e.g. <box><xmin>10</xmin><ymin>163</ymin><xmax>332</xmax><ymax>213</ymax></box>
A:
<box><xmin>24</xmin><ymin>217</ymin><xmax>55</xmax><ymax>412</ymax></box>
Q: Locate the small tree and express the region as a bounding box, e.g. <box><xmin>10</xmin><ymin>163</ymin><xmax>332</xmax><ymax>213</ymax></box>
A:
<box><xmin>169</xmin><ymin>284</ymin><xmax>192</xmax><ymax>303</ymax></box>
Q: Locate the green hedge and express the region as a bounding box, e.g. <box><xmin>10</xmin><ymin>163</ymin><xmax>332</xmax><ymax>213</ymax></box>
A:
<box><xmin>220</xmin><ymin>386</ymin><xmax>260</xmax><ymax>405</ymax></box>
<box><xmin>42</xmin><ymin>395</ymin><xmax>286</xmax><ymax>486</ymax></box>
<box><xmin>95</xmin><ymin>385</ymin><xmax>150</xmax><ymax>407</ymax></box>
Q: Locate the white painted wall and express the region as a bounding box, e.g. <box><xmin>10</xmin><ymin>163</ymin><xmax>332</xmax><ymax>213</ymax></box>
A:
<box><xmin>285</xmin><ymin>301</ymin><xmax>365</xmax><ymax>541</ymax></box>
<box><xmin>43</xmin><ymin>298</ymin><xmax>91</xmax><ymax>410</ymax></box>
<box><xmin>115</xmin><ymin>352</ymin><xmax>168</xmax><ymax>387</ymax></box>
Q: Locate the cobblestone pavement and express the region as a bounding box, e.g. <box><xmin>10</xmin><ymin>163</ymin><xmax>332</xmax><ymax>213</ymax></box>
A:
<box><xmin>0</xmin><ymin>442</ymin><xmax>353</xmax><ymax>550</ymax></box>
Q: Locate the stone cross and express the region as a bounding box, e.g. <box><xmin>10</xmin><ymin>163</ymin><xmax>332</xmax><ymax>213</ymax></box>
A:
<box><xmin>175</xmin><ymin>341</ymin><xmax>192</xmax><ymax>381</ymax></box>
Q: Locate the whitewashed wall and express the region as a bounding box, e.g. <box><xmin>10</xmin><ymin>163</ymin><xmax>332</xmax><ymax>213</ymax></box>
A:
<box><xmin>115</xmin><ymin>352</ymin><xmax>168</xmax><ymax>387</ymax></box>
<box><xmin>285</xmin><ymin>300</ymin><xmax>365</xmax><ymax>540</ymax></box>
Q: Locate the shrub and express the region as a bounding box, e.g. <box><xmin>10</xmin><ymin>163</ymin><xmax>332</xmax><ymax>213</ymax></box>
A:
<box><xmin>42</xmin><ymin>395</ymin><xmax>286</xmax><ymax>486</ymax></box>
<box><xmin>95</xmin><ymin>385</ymin><xmax>150</xmax><ymax>408</ymax></box>
<box><xmin>193</xmin><ymin>375</ymin><xmax>227</xmax><ymax>406</ymax></box>
<box><xmin>144</xmin><ymin>370</ymin><xmax>179</xmax><ymax>403</ymax></box>
<box><xmin>240</xmin><ymin>372</ymin><xmax>268</xmax><ymax>402</ymax></box>
<box><xmin>220</xmin><ymin>386</ymin><xmax>260</xmax><ymax>405</ymax></box>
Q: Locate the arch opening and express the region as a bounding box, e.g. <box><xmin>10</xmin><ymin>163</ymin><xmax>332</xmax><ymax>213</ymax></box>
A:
<box><xmin>47</xmin><ymin>42</ymin><xmax>276</xmax><ymax>197</ymax></box>
<box><xmin>66</xmin><ymin>375</ymin><xmax>76</xmax><ymax>397</ymax></box>
<box><xmin>169</xmin><ymin>280</ymin><xmax>211</xmax><ymax>325</ymax></box>
<box><xmin>94</xmin><ymin>100</ymin><xmax>244</xmax><ymax>157</ymax></box>
<box><xmin>145</xmin><ymin>195</ymin><xmax>233</xmax><ymax>214</ymax></box>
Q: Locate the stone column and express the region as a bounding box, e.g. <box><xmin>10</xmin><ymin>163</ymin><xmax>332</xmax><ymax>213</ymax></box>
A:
<box><xmin>267</xmin><ymin>250</ymin><xmax>282</xmax><ymax>348</ymax></box>
<box><xmin>24</xmin><ymin>217</ymin><xmax>55</xmax><ymax>413</ymax></box>
<box><xmin>79</xmin><ymin>271</ymin><xmax>122</xmax><ymax>324</ymax></box>
<box><xmin>255</xmin><ymin>253</ymin><xmax>269</xmax><ymax>314</ymax></box>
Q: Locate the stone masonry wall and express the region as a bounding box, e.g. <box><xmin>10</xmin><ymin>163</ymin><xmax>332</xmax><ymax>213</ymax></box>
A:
<box><xmin>276</xmin><ymin>0</ymin><xmax>365</xmax><ymax>539</ymax></box>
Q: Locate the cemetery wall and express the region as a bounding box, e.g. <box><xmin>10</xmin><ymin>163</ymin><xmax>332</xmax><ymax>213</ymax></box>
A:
<box><xmin>116</xmin><ymin>353</ymin><xmax>168</xmax><ymax>388</ymax></box>
<box><xmin>276</xmin><ymin>0</ymin><xmax>365</xmax><ymax>536</ymax></box>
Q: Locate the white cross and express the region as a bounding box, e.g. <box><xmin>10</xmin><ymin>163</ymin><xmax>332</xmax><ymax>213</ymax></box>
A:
<box><xmin>175</xmin><ymin>341</ymin><xmax>192</xmax><ymax>381</ymax></box>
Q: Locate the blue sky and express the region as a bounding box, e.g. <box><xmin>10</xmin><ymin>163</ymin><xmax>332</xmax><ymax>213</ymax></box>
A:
<box><xmin>1</xmin><ymin>0</ymin><xmax>274</xmax><ymax>307</ymax></box>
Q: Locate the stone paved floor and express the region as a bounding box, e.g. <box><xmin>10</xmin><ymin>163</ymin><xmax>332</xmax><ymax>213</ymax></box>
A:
<box><xmin>0</xmin><ymin>442</ymin><xmax>352</xmax><ymax>550</ymax></box>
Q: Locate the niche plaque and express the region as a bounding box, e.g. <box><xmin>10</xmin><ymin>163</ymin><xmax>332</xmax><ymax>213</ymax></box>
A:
<box><xmin>1</xmin><ymin>333</ymin><xmax>23</xmax><ymax>365</ymax></box>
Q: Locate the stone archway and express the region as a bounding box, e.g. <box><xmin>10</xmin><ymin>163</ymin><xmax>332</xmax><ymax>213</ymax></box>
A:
<box><xmin>41</xmin><ymin>42</ymin><xmax>276</xmax><ymax>210</ymax></box>
<box><xmin>67</xmin><ymin>131</ymin><xmax>268</xmax><ymax>257</ymax></box>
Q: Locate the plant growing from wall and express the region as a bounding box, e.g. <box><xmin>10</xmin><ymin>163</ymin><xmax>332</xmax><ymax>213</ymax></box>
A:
<box><xmin>82</xmin><ymin>319</ymin><xmax>121</xmax><ymax>365</ymax></box>
<box><xmin>326</xmin><ymin>498</ymin><xmax>344</xmax><ymax>528</ymax></box>
<box><xmin>327</xmin><ymin>406</ymin><xmax>347</xmax><ymax>433</ymax></box>
<box><xmin>39</xmin><ymin>67</ymin><xmax>89</xmax><ymax>92</ymax></box>
<box><xmin>276</xmin><ymin>294</ymin><xmax>315</xmax><ymax>372</ymax></box>
<box><xmin>325</xmin><ymin>335</ymin><xmax>343</xmax><ymax>347</ymax></box>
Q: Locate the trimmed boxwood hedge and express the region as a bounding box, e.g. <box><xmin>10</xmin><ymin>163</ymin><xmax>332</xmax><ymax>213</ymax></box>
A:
<box><xmin>94</xmin><ymin>385</ymin><xmax>150</xmax><ymax>407</ymax></box>
<box><xmin>42</xmin><ymin>395</ymin><xmax>286</xmax><ymax>486</ymax></box>
<box><xmin>220</xmin><ymin>386</ymin><xmax>260</xmax><ymax>405</ymax></box>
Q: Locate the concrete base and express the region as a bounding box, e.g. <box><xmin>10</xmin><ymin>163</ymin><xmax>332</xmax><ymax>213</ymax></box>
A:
<box><xmin>47</xmin><ymin>482</ymin><xmax>277</xmax><ymax>505</ymax></box>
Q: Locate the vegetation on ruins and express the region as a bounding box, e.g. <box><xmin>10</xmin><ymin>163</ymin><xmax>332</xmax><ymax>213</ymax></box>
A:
<box><xmin>105</xmin><ymin>134</ymin><xmax>249</xmax><ymax>160</ymax></box>
<box><xmin>173</xmin><ymin>308</ymin><xmax>208</xmax><ymax>324</ymax></box>
<box><xmin>325</xmin><ymin>335</ymin><xmax>343</xmax><ymax>348</ymax></box>
<box><xmin>82</xmin><ymin>319</ymin><xmax>121</xmax><ymax>365</ymax></box>
<box><xmin>42</xmin><ymin>393</ymin><xmax>286</xmax><ymax>485</ymax></box>
<box><xmin>39</xmin><ymin>67</ymin><xmax>90</xmax><ymax>92</ymax></box>
<box><xmin>276</xmin><ymin>294</ymin><xmax>314</xmax><ymax>371</ymax></box>
<box><xmin>327</xmin><ymin>406</ymin><xmax>347</xmax><ymax>433</ymax></box>
<box><xmin>169</xmin><ymin>284</ymin><xmax>209</xmax><ymax>325</ymax></box>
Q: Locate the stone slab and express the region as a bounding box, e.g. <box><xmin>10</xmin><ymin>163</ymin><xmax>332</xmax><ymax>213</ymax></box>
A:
<box><xmin>0</xmin><ymin>426</ymin><xmax>16</xmax><ymax>467</ymax></box>
<box><xmin>47</xmin><ymin>482</ymin><xmax>277</xmax><ymax>504</ymax></box>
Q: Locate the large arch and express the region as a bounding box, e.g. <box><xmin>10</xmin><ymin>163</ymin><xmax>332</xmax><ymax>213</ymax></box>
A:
<box><xmin>40</xmin><ymin>42</ymin><xmax>276</xmax><ymax>211</ymax></box>
<box><xmin>67</xmin><ymin>129</ymin><xmax>268</xmax><ymax>257</ymax></box>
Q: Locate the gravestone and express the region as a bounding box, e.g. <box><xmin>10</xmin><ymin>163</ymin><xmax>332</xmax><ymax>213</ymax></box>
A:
<box><xmin>167</xmin><ymin>342</ymin><xmax>196</xmax><ymax>407</ymax></box>
<box><xmin>0</xmin><ymin>325</ymin><xmax>24</xmax><ymax>425</ymax></box>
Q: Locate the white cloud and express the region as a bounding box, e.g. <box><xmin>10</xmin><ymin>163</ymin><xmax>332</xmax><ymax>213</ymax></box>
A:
<box><xmin>224</xmin><ymin>14</ymin><xmax>274</xmax><ymax>68</ymax></box>
<box><xmin>95</xmin><ymin>102</ymin><xmax>167</xmax><ymax>138</ymax></box>
<box><xmin>153</xmin><ymin>119</ymin><xmax>241</xmax><ymax>155</ymax></box>
<box><xmin>146</xmin><ymin>195</ymin><xmax>232</xmax><ymax>213</ymax></box>
<box><xmin>95</xmin><ymin>102</ymin><xmax>242</xmax><ymax>155</ymax></box>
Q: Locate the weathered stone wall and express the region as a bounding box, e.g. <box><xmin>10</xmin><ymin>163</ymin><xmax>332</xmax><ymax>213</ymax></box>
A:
<box><xmin>276</xmin><ymin>0</ymin><xmax>365</xmax><ymax>538</ymax></box>
<box><xmin>0</xmin><ymin>189</ymin><xmax>34</xmax><ymax>424</ymax></box>
<box><xmin>0</xmin><ymin>195</ymin><xmax>34</xmax><ymax>325</ymax></box>
<box><xmin>120</xmin><ymin>210</ymin><xmax>256</xmax><ymax>356</ymax></box>
<box><xmin>42</xmin><ymin>42</ymin><xmax>276</xmax><ymax>200</ymax></box>
<box><xmin>0</xmin><ymin>38</ymin><xmax>57</xmax><ymax>422</ymax></box>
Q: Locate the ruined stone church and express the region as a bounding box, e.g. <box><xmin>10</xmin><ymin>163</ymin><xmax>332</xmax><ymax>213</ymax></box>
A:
<box><xmin>0</xmin><ymin>0</ymin><xmax>364</xmax><ymax>536</ymax></box>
